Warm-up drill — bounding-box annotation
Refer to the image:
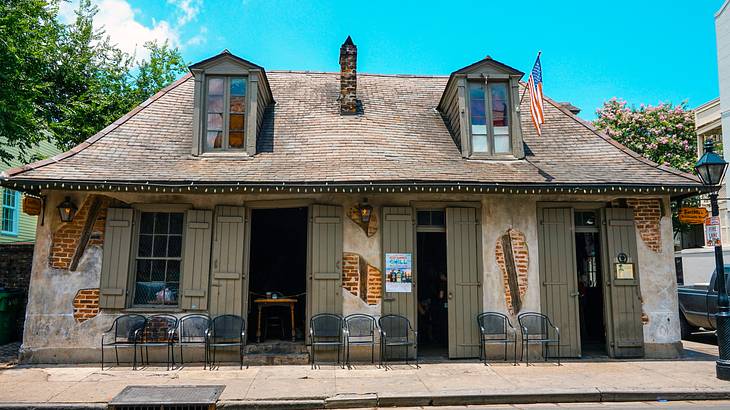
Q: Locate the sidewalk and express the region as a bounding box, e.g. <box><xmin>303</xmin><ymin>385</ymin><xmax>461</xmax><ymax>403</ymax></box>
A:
<box><xmin>0</xmin><ymin>341</ymin><xmax>728</xmax><ymax>409</ymax></box>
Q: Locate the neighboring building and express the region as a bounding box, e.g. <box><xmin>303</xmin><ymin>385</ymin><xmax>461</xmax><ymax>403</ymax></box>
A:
<box><xmin>718</xmin><ymin>2</ymin><xmax>730</xmax><ymax>239</ymax></box>
<box><xmin>1</xmin><ymin>39</ymin><xmax>707</xmax><ymax>364</ymax></box>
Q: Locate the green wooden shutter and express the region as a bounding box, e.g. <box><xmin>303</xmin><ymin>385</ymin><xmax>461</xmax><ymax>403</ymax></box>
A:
<box><xmin>446</xmin><ymin>207</ymin><xmax>482</xmax><ymax>358</ymax></box>
<box><xmin>381</xmin><ymin>207</ymin><xmax>415</xmax><ymax>323</ymax></box>
<box><xmin>602</xmin><ymin>208</ymin><xmax>645</xmax><ymax>358</ymax></box>
<box><xmin>538</xmin><ymin>207</ymin><xmax>581</xmax><ymax>357</ymax></box>
<box><xmin>309</xmin><ymin>205</ymin><xmax>343</xmax><ymax>316</ymax></box>
<box><xmin>209</xmin><ymin>206</ymin><xmax>247</xmax><ymax>317</ymax></box>
<box><xmin>180</xmin><ymin>209</ymin><xmax>213</xmax><ymax>310</ymax></box>
<box><xmin>99</xmin><ymin>208</ymin><xmax>134</xmax><ymax>309</ymax></box>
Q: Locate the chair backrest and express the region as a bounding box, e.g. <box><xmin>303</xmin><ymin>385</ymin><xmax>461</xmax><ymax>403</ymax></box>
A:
<box><xmin>477</xmin><ymin>312</ymin><xmax>510</xmax><ymax>338</ymax></box>
<box><xmin>113</xmin><ymin>314</ymin><xmax>147</xmax><ymax>342</ymax></box>
<box><xmin>517</xmin><ymin>312</ymin><xmax>552</xmax><ymax>340</ymax></box>
<box><xmin>310</xmin><ymin>313</ymin><xmax>342</xmax><ymax>339</ymax></box>
<box><xmin>378</xmin><ymin>314</ymin><xmax>410</xmax><ymax>339</ymax></box>
<box><xmin>178</xmin><ymin>314</ymin><xmax>210</xmax><ymax>343</ymax></box>
<box><xmin>141</xmin><ymin>314</ymin><xmax>178</xmax><ymax>342</ymax></box>
<box><xmin>210</xmin><ymin>314</ymin><xmax>245</xmax><ymax>340</ymax></box>
<box><xmin>344</xmin><ymin>314</ymin><xmax>376</xmax><ymax>339</ymax></box>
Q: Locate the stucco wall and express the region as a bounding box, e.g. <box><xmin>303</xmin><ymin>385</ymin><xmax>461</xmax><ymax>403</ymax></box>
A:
<box><xmin>21</xmin><ymin>190</ymin><xmax>680</xmax><ymax>362</ymax></box>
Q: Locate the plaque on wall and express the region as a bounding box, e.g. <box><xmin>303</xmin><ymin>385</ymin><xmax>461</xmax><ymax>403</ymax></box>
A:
<box><xmin>615</xmin><ymin>263</ymin><xmax>635</xmax><ymax>280</ymax></box>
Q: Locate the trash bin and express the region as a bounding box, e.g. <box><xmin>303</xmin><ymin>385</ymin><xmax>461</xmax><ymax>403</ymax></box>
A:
<box><xmin>0</xmin><ymin>289</ymin><xmax>24</xmax><ymax>345</ymax></box>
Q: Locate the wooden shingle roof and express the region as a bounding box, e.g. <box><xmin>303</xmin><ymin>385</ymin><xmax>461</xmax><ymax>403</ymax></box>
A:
<box><xmin>1</xmin><ymin>70</ymin><xmax>703</xmax><ymax>195</ymax></box>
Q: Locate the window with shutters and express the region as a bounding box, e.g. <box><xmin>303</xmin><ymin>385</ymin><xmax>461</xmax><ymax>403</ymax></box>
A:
<box><xmin>132</xmin><ymin>212</ymin><xmax>185</xmax><ymax>306</ymax></box>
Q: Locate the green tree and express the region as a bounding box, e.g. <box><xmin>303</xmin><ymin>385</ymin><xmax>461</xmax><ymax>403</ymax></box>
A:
<box><xmin>0</xmin><ymin>0</ymin><xmax>188</xmax><ymax>163</ymax></box>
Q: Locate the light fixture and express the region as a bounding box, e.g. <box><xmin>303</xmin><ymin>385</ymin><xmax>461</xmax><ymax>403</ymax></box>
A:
<box><xmin>695</xmin><ymin>140</ymin><xmax>728</xmax><ymax>186</ymax></box>
<box><xmin>359</xmin><ymin>198</ymin><xmax>373</xmax><ymax>223</ymax></box>
<box><xmin>57</xmin><ymin>197</ymin><xmax>78</xmax><ymax>222</ymax></box>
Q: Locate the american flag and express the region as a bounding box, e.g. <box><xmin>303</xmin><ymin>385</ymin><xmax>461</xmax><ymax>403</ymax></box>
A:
<box><xmin>527</xmin><ymin>53</ymin><xmax>545</xmax><ymax>135</ymax></box>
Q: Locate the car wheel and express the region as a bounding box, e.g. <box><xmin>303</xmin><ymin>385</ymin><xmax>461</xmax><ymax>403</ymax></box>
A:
<box><xmin>680</xmin><ymin>312</ymin><xmax>697</xmax><ymax>339</ymax></box>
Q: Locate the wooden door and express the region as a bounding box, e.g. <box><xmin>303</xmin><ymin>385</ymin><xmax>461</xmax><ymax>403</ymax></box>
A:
<box><xmin>381</xmin><ymin>207</ymin><xmax>415</xmax><ymax>324</ymax></box>
<box><xmin>446</xmin><ymin>207</ymin><xmax>482</xmax><ymax>358</ymax></box>
<box><xmin>209</xmin><ymin>206</ymin><xmax>247</xmax><ymax>317</ymax></box>
<box><xmin>309</xmin><ymin>204</ymin><xmax>343</xmax><ymax>316</ymax></box>
<box><xmin>602</xmin><ymin>208</ymin><xmax>644</xmax><ymax>358</ymax></box>
<box><xmin>538</xmin><ymin>207</ymin><xmax>581</xmax><ymax>357</ymax></box>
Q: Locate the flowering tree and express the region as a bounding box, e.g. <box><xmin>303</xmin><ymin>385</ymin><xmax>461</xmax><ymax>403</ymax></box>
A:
<box><xmin>593</xmin><ymin>98</ymin><xmax>697</xmax><ymax>173</ymax></box>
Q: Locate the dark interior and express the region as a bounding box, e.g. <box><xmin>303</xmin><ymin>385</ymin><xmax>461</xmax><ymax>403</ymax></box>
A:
<box><xmin>416</xmin><ymin>231</ymin><xmax>448</xmax><ymax>354</ymax></box>
<box><xmin>575</xmin><ymin>231</ymin><xmax>606</xmax><ymax>354</ymax></box>
<box><xmin>248</xmin><ymin>207</ymin><xmax>308</xmax><ymax>343</ymax></box>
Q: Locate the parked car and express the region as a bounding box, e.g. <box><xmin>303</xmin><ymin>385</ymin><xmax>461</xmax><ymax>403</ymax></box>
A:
<box><xmin>677</xmin><ymin>265</ymin><xmax>730</xmax><ymax>338</ymax></box>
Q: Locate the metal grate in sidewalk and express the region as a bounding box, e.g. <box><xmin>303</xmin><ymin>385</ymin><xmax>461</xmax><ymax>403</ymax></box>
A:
<box><xmin>109</xmin><ymin>385</ymin><xmax>224</xmax><ymax>410</ymax></box>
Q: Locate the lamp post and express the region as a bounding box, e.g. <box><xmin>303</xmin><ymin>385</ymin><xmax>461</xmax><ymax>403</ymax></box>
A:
<box><xmin>695</xmin><ymin>140</ymin><xmax>730</xmax><ymax>380</ymax></box>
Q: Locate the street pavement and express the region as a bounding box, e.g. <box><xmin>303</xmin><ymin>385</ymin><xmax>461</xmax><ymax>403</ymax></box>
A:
<box><xmin>0</xmin><ymin>340</ymin><xmax>727</xmax><ymax>409</ymax></box>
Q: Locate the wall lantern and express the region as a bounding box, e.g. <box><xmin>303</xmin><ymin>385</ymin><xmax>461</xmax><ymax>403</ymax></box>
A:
<box><xmin>358</xmin><ymin>198</ymin><xmax>373</xmax><ymax>223</ymax></box>
<box><xmin>57</xmin><ymin>197</ymin><xmax>78</xmax><ymax>222</ymax></box>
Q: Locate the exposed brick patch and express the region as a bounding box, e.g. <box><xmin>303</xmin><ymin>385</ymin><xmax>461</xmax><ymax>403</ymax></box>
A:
<box><xmin>50</xmin><ymin>195</ymin><xmax>110</xmax><ymax>270</ymax></box>
<box><xmin>72</xmin><ymin>288</ymin><xmax>100</xmax><ymax>322</ymax></box>
<box><xmin>495</xmin><ymin>229</ymin><xmax>529</xmax><ymax>315</ymax></box>
<box><xmin>366</xmin><ymin>265</ymin><xmax>382</xmax><ymax>305</ymax></box>
<box><xmin>342</xmin><ymin>252</ymin><xmax>381</xmax><ymax>305</ymax></box>
<box><xmin>626</xmin><ymin>199</ymin><xmax>662</xmax><ymax>253</ymax></box>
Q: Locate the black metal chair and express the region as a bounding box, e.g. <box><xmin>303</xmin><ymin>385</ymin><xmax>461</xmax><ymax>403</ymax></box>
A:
<box><xmin>206</xmin><ymin>314</ymin><xmax>245</xmax><ymax>370</ymax></box>
<box><xmin>517</xmin><ymin>312</ymin><xmax>561</xmax><ymax>366</ymax></box>
<box><xmin>343</xmin><ymin>314</ymin><xmax>377</xmax><ymax>366</ymax></box>
<box><xmin>101</xmin><ymin>314</ymin><xmax>146</xmax><ymax>369</ymax></box>
<box><xmin>138</xmin><ymin>314</ymin><xmax>178</xmax><ymax>370</ymax></box>
<box><xmin>378</xmin><ymin>314</ymin><xmax>418</xmax><ymax>368</ymax></box>
<box><xmin>309</xmin><ymin>313</ymin><xmax>343</xmax><ymax>369</ymax></box>
<box><xmin>176</xmin><ymin>314</ymin><xmax>210</xmax><ymax>368</ymax></box>
<box><xmin>477</xmin><ymin>312</ymin><xmax>517</xmax><ymax>366</ymax></box>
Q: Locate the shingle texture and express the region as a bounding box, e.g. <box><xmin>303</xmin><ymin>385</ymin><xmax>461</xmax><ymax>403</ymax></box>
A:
<box><xmin>2</xmin><ymin>71</ymin><xmax>700</xmax><ymax>187</ymax></box>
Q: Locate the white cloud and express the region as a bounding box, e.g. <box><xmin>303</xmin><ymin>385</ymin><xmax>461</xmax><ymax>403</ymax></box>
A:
<box><xmin>57</xmin><ymin>0</ymin><xmax>203</xmax><ymax>60</ymax></box>
<box><xmin>186</xmin><ymin>26</ymin><xmax>207</xmax><ymax>47</ymax></box>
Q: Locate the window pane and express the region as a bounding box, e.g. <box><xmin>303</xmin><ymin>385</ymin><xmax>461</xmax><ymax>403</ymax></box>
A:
<box><xmin>230</xmin><ymin>96</ymin><xmax>245</xmax><ymax>113</ymax></box>
<box><xmin>416</xmin><ymin>211</ymin><xmax>430</xmax><ymax>226</ymax></box>
<box><xmin>490</xmin><ymin>83</ymin><xmax>509</xmax><ymax>127</ymax></box>
<box><xmin>431</xmin><ymin>210</ymin><xmax>445</xmax><ymax>226</ymax></box>
<box><xmin>207</xmin><ymin>113</ymin><xmax>223</xmax><ymax>130</ymax></box>
<box><xmin>230</xmin><ymin>78</ymin><xmax>246</xmax><ymax>96</ymax></box>
<box><xmin>494</xmin><ymin>131</ymin><xmax>510</xmax><ymax>153</ymax></box>
<box><xmin>134</xmin><ymin>283</ymin><xmax>161</xmax><ymax>305</ymax></box>
<box><xmin>229</xmin><ymin>113</ymin><xmax>244</xmax><ymax>130</ymax></box>
<box><xmin>164</xmin><ymin>283</ymin><xmax>179</xmax><ymax>305</ymax></box>
<box><xmin>169</xmin><ymin>213</ymin><xmax>183</xmax><ymax>234</ymax></box>
<box><xmin>167</xmin><ymin>260</ymin><xmax>181</xmax><ymax>282</ymax></box>
<box><xmin>206</xmin><ymin>131</ymin><xmax>222</xmax><ymax>149</ymax></box>
<box><xmin>153</xmin><ymin>235</ymin><xmax>168</xmax><ymax>257</ymax></box>
<box><xmin>138</xmin><ymin>234</ymin><xmax>153</xmax><ymax>257</ymax></box>
<box><xmin>208</xmin><ymin>78</ymin><xmax>224</xmax><ymax>95</ymax></box>
<box><xmin>207</xmin><ymin>95</ymin><xmax>223</xmax><ymax>113</ymax></box>
<box><xmin>150</xmin><ymin>260</ymin><xmax>166</xmax><ymax>281</ymax></box>
<box><xmin>168</xmin><ymin>235</ymin><xmax>182</xmax><ymax>257</ymax></box>
<box><xmin>140</xmin><ymin>213</ymin><xmax>154</xmax><ymax>234</ymax></box>
<box><xmin>136</xmin><ymin>260</ymin><xmax>151</xmax><ymax>282</ymax></box>
<box><xmin>472</xmin><ymin>133</ymin><xmax>489</xmax><ymax>153</ymax></box>
<box><xmin>229</xmin><ymin>132</ymin><xmax>245</xmax><ymax>148</ymax></box>
<box><xmin>154</xmin><ymin>213</ymin><xmax>169</xmax><ymax>234</ymax></box>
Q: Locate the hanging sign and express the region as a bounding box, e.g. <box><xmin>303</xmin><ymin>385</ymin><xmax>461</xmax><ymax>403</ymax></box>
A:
<box><xmin>705</xmin><ymin>216</ymin><xmax>722</xmax><ymax>247</ymax></box>
<box><xmin>385</xmin><ymin>253</ymin><xmax>412</xmax><ymax>293</ymax></box>
<box><xmin>22</xmin><ymin>196</ymin><xmax>42</xmax><ymax>216</ymax></box>
<box><xmin>679</xmin><ymin>207</ymin><xmax>708</xmax><ymax>224</ymax></box>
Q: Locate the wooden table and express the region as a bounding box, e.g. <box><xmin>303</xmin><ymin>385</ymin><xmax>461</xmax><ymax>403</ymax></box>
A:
<box><xmin>254</xmin><ymin>298</ymin><xmax>297</xmax><ymax>342</ymax></box>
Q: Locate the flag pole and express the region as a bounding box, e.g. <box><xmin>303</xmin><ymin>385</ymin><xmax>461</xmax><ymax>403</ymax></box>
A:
<box><xmin>520</xmin><ymin>51</ymin><xmax>542</xmax><ymax>104</ymax></box>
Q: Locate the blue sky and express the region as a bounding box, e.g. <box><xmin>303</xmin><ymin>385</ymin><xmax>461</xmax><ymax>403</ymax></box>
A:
<box><xmin>61</xmin><ymin>0</ymin><xmax>722</xmax><ymax>120</ymax></box>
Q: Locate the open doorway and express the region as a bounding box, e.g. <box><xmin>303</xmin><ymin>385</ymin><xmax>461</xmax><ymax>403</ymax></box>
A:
<box><xmin>248</xmin><ymin>207</ymin><xmax>308</xmax><ymax>344</ymax></box>
<box><xmin>416</xmin><ymin>226</ymin><xmax>448</xmax><ymax>357</ymax></box>
<box><xmin>574</xmin><ymin>211</ymin><xmax>606</xmax><ymax>356</ymax></box>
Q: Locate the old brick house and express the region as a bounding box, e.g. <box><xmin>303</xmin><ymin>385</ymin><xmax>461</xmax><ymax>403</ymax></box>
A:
<box><xmin>1</xmin><ymin>38</ymin><xmax>707</xmax><ymax>363</ymax></box>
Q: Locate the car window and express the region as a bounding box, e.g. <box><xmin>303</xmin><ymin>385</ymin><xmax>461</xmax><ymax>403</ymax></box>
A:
<box><xmin>712</xmin><ymin>268</ymin><xmax>730</xmax><ymax>292</ymax></box>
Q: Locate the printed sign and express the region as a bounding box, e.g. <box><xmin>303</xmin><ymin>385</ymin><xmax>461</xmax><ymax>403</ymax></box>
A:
<box><xmin>615</xmin><ymin>263</ymin><xmax>635</xmax><ymax>280</ymax></box>
<box><xmin>385</xmin><ymin>253</ymin><xmax>412</xmax><ymax>293</ymax></box>
<box><xmin>705</xmin><ymin>216</ymin><xmax>722</xmax><ymax>247</ymax></box>
<box><xmin>679</xmin><ymin>207</ymin><xmax>708</xmax><ymax>224</ymax></box>
<box><xmin>22</xmin><ymin>195</ymin><xmax>42</xmax><ymax>216</ymax></box>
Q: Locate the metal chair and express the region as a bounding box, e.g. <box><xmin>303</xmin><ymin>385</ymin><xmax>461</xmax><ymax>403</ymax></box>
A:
<box><xmin>378</xmin><ymin>314</ymin><xmax>418</xmax><ymax>368</ymax></box>
<box><xmin>517</xmin><ymin>312</ymin><xmax>561</xmax><ymax>366</ymax></box>
<box><xmin>101</xmin><ymin>314</ymin><xmax>146</xmax><ymax>369</ymax></box>
<box><xmin>138</xmin><ymin>314</ymin><xmax>178</xmax><ymax>370</ymax></box>
<box><xmin>309</xmin><ymin>313</ymin><xmax>343</xmax><ymax>369</ymax></box>
<box><xmin>176</xmin><ymin>314</ymin><xmax>210</xmax><ymax>368</ymax></box>
<box><xmin>477</xmin><ymin>312</ymin><xmax>517</xmax><ymax>366</ymax></box>
<box><xmin>206</xmin><ymin>314</ymin><xmax>245</xmax><ymax>370</ymax></box>
<box><xmin>343</xmin><ymin>314</ymin><xmax>377</xmax><ymax>366</ymax></box>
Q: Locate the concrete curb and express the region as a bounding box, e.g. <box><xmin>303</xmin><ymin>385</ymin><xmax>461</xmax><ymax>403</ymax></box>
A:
<box><xmin>4</xmin><ymin>390</ymin><xmax>730</xmax><ymax>410</ymax></box>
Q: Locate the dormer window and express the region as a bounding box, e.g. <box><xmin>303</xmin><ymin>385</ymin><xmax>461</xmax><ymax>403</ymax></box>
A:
<box><xmin>468</xmin><ymin>81</ymin><xmax>511</xmax><ymax>155</ymax></box>
<box><xmin>205</xmin><ymin>76</ymin><xmax>247</xmax><ymax>150</ymax></box>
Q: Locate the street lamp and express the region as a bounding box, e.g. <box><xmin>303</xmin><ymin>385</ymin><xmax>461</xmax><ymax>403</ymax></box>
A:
<box><xmin>695</xmin><ymin>139</ymin><xmax>730</xmax><ymax>380</ymax></box>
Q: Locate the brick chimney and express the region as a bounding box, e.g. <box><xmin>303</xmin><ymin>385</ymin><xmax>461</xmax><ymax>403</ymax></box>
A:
<box><xmin>339</xmin><ymin>36</ymin><xmax>358</xmax><ymax>114</ymax></box>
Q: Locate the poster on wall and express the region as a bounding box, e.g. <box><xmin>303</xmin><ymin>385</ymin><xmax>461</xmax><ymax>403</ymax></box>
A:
<box><xmin>385</xmin><ymin>253</ymin><xmax>412</xmax><ymax>293</ymax></box>
<box><xmin>705</xmin><ymin>216</ymin><xmax>722</xmax><ymax>247</ymax></box>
